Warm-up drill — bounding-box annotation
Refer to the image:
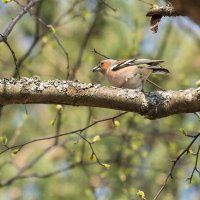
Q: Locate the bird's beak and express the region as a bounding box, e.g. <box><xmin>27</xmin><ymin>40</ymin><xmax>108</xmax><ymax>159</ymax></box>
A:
<box><xmin>92</xmin><ymin>66</ymin><xmax>101</xmax><ymax>72</ymax></box>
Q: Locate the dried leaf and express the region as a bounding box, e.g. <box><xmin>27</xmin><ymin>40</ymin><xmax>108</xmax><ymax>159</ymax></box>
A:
<box><xmin>150</xmin><ymin>15</ymin><xmax>162</xmax><ymax>33</ymax></box>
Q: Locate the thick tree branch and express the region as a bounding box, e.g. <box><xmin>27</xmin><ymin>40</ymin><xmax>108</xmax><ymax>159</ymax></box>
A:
<box><xmin>146</xmin><ymin>1</ymin><xmax>200</xmax><ymax>25</ymax></box>
<box><xmin>146</xmin><ymin>5</ymin><xmax>182</xmax><ymax>18</ymax></box>
<box><xmin>0</xmin><ymin>77</ymin><xmax>200</xmax><ymax>119</ymax></box>
<box><xmin>170</xmin><ymin>0</ymin><xmax>200</xmax><ymax>25</ymax></box>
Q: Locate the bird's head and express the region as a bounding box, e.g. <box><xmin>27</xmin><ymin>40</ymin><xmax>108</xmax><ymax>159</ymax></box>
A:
<box><xmin>92</xmin><ymin>59</ymin><xmax>116</xmax><ymax>74</ymax></box>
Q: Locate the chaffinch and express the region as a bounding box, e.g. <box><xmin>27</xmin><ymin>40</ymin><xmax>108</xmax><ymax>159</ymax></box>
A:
<box><xmin>92</xmin><ymin>58</ymin><xmax>170</xmax><ymax>91</ymax></box>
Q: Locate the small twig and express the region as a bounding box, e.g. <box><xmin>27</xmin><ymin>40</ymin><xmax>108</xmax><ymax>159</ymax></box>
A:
<box><xmin>91</xmin><ymin>48</ymin><xmax>110</xmax><ymax>59</ymax></box>
<box><xmin>70</xmin><ymin>2</ymin><xmax>102</xmax><ymax>79</ymax></box>
<box><xmin>14</xmin><ymin>162</ymin><xmax>79</xmax><ymax>179</ymax></box>
<box><xmin>153</xmin><ymin>132</ymin><xmax>200</xmax><ymax>200</ymax></box>
<box><xmin>137</xmin><ymin>0</ymin><xmax>153</xmax><ymax>6</ymax></box>
<box><xmin>12</xmin><ymin>1</ymin><xmax>70</xmax><ymax>80</ymax></box>
<box><xmin>13</xmin><ymin>0</ymin><xmax>43</xmax><ymax>78</ymax></box>
<box><xmin>146</xmin><ymin>79</ymin><xmax>165</xmax><ymax>91</ymax></box>
<box><xmin>54</xmin><ymin>0</ymin><xmax>81</xmax><ymax>26</ymax></box>
<box><xmin>80</xmin><ymin>108</ymin><xmax>93</xmax><ymax>162</ymax></box>
<box><xmin>194</xmin><ymin>112</ymin><xmax>200</xmax><ymax>119</ymax></box>
<box><xmin>52</xmin><ymin>34</ymin><xmax>70</xmax><ymax>80</ymax></box>
<box><xmin>0</xmin><ymin>0</ymin><xmax>40</xmax><ymax>43</ymax></box>
<box><xmin>33</xmin><ymin>16</ymin><xmax>70</xmax><ymax>80</ymax></box>
<box><xmin>0</xmin><ymin>111</ymin><xmax>128</xmax><ymax>155</ymax></box>
<box><xmin>187</xmin><ymin>144</ymin><xmax>200</xmax><ymax>183</ymax></box>
<box><xmin>0</xmin><ymin>34</ymin><xmax>29</xmax><ymax>114</ymax></box>
<box><xmin>13</xmin><ymin>0</ymin><xmax>24</xmax><ymax>7</ymax></box>
<box><xmin>0</xmin><ymin>161</ymin><xmax>98</xmax><ymax>185</ymax></box>
<box><xmin>0</xmin><ymin>145</ymin><xmax>53</xmax><ymax>186</ymax></box>
<box><xmin>54</xmin><ymin>107</ymin><xmax>62</xmax><ymax>145</ymax></box>
<box><xmin>77</xmin><ymin>132</ymin><xmax>105</xmax><ymax>167</ymax></box>
<box><xmin>0</xmin><ymin>34</ymin><xmax>20</xmax><ymax>78</ymax></box>
<box><xmin>101</xmin><ymin>0</ymin><xmax>117</xmax><ymax>12</ymax></box>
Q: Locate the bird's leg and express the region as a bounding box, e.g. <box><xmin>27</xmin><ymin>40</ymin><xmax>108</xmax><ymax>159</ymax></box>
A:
<box><xmin>141</xmin><ymin>80</ymin><xmax>145</xmax><ymax>93</ymax></box>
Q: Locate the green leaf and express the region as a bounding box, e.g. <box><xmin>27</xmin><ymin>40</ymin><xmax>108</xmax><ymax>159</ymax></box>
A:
<box><xmin>137</xmin><ymin>190</ymin><xmax>145</xmax><ymax>199</ymax></box>
<box><xmin>102</xmin><ymin>163</ymin><xmax>110</xmax><ymax>169</ymax></box>
<box><xmin>2</xmin><ymin>0</ymin><xmax>12</xmax><ymax>3</ymax></box>
<box><xmin>11</xmin><ymin>149</ymin><xmax>19</xmax><ymax>156</ymax></box>
<box><xmin>113</xmin><ymin>120</ymin><xmax>120</xmax><ymax>128</ymax></box>
<box><xmin>56</xmin><ymin>105</ymin><xmax>63</xmax><ymax>111</ymax></box>
<box><xmin>0</xmin><ymin>136</ymin><xmax>8</xmax><ymax>145</ymax></box>
<box><xmin>92</xmin><ymin>135</ymin><xmax>101</xmax><ymax>143</ymax></box>
<box><xmin>49</xmin><ymin>119</ymin><xmax>56</xmax><ymax>126</ymax></box>
<box><xmin>195</xmin><ymin>80</ymin><xmax>200</xmax><ymax>87</ymax></box>
<box><xmin>89</xmin><ymin>153</ymin><xmax>96</xmax><ymax>161</ymax></box>
<box><xmin>47</xmin><ymin>25</ymin><xmax>56</xmax><ymax>33</ymax></box>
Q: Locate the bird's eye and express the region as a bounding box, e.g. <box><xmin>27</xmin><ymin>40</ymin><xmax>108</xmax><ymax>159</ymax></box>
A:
<box><xmin>101</xmin><ymin>62</ymin><xmax>104</xmax><ymax>65</ymax></box>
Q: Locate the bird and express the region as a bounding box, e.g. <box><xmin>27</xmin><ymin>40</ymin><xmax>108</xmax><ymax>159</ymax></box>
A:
<box><xmin>92</xmin><ymin>58</ymin><xmax>170</xmax><ymax>91</ymax></box>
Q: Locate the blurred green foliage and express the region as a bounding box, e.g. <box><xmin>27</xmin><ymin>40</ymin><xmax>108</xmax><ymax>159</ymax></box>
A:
<box><xmin>0</xmin><ymin>0</ymin><xmax>199</xmax><ymax>200</ymax></box>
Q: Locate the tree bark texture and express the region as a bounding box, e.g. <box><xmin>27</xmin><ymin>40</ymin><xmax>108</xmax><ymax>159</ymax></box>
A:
<box><xmin>170</xmin><ymin>0</ymin><xmax>200</xmax><ymax>25</ymax></box>
<box><xmin>0</xmin><ymin>77</ymin><xmax>200</xmax><ymax>119</ymax></box>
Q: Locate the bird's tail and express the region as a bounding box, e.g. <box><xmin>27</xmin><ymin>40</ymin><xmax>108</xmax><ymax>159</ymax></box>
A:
<box><xmin>150</xmin><ymin>66</ymin><xmax>170</xmax><ymax>75</ymax></box>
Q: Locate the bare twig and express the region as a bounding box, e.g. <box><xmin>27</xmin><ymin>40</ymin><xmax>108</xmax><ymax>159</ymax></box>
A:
<box><xmin>52</xmin><ymin>34</ymin><xmax>70</xmax><ymax>80</ymax></box>
<box><xmin>32</xmin><ymin>16</ymin><xmax>70</xmax><ymax>79</ymax></box>
<box><xmin>80</xmin><ymin>108</ymin><xmax>93</xmax><ymax>162</ymax></box>
<box><xmin>194</xmin><ymin>112</ymin><xmax>200</xmax><ymax>119</ymax></box>
<box><xmin>13</xmin><ymin>162</ymin><xmax>80</xmax><ymax>179</ymax></box>
<box><xmin>153</xmin><ymin>132</ymin><xmax>200</xmax><ymax>200</ymax></box>
<box><xmin>0</xmin><ymin>111</ymin><xmax>128</xmax><ymax>155</ymax></box>
<box><xmin>13</xmin><ymin>0</ymin><xmax>78</xmax><ymax>77</ymax></box>
<box><xmin>0</xmin><ymin>0</ymin><xmax>40</xmax><ymax>42</ymax></box>
<box><xmin>0</xmin><ymin>34</ymin><xmax>20</xmax><ymax>78</ymax></box>
<box><xmin>146</xmin><ymin>79</ymin><xmax>165</xmax><ymax>91</ymax></box>
<box><xmin>91</xmin><ymin>48</ymin><xmax>110</xmax><ymax>59</ymax></box>
<box><xmin>54</xmin><ymin>106</ymin><xmax>63</xmax><ymax>145</ymax></box>
<box><xmin>101</xmin><ymin>0</ymin><xmax>117</xmax><ymax>12</ymax></box>
<box><xmin>70</xmin><ymin>2</ymin><xmax>102</xmax><ymax>79</ymax></box>
<box><xmin>13</xmin><ymin>0</ymin><xmax>43</xmax><ymax>77</ymax></box>
<box><xmin>54</xmin><ymin>0</ymin><xmax>82</xmax><ymax>26</ymax></box>
<box><xmin>77</xmin><ymin>132</ymin><xmax>105</xmax><ymax>167</ymax></box>
<box><xmin>187</xmin><ymin>144</ymin><xmax>200</xmax><ymax>183</ymax></box>
<box><xmin>0</xmin><ymin>145</ymin><xmax>53</xmax><ymax>186</ymax></box>
<box><xmin>0</xmin><ymin>34</ymin><xmax>30</xmax><ymax>114</ymax></box>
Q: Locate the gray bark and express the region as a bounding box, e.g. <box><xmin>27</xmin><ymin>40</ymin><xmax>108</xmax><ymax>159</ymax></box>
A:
<box><xmin>0</xmin><ymin>77</ymin><xmax>200</xmax><ymax>119</ymax></box>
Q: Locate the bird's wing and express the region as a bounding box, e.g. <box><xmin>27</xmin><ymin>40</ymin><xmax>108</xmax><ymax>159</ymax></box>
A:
<box><xmin>110</xmin><ymin>59</ymin><xmax>164</xmax><ymax>71</ymax></box>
